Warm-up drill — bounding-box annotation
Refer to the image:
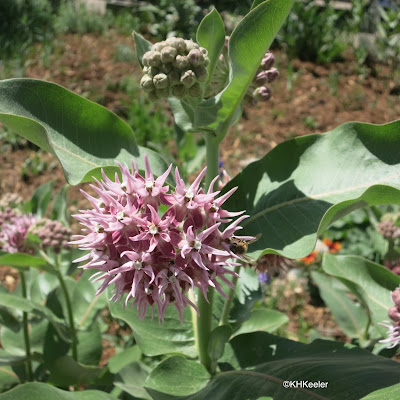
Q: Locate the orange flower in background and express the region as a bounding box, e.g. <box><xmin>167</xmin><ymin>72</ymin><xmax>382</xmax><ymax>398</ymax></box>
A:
<box><xmin>300</xmin><ymin>250</ymin><xmax>318</xmax><ymax>265</ymax></box>
<box><xmin>323</xmin><ymin>238</ymin><xmax>342</xmax><ymax>253</ymax></box>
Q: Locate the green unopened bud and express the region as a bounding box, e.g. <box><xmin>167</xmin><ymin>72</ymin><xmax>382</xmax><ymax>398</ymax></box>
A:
<box><xmin>185</xmin><ymin>39</ymin><xmax>199</xmax><ymax>52</ymax></box>
<box><xmin>172</xmin><ymin>84</ymin><xmax>187</xmax><ymax>98</ymax></box>
<box><xmin>153</xmin><ymin>73</ymin><xmax>169</xmax><ymax>89</ymax></box>
<box><xmin>143</xmin><ymin>66</ymin><xmax>149</xmax><ymax>74</ymax></box>
<box><xmin>173</xmin><ymin>55</ymin><xmax>190</xmax><ymax>70</ymax></box>
<box><xmin>142</xmin><ymin>52</ymin><xmax>151</xmax><ymax>67</ymax></box>
<box><xmin>140</xmin><ymin>75</ymin><xmax>154</xmax><ymax>91</ymax></box>
<box><xmin>156</xmin><ymin>88</ymin><xmax>170</xmax><ymax>99</ymax></box>
<box><xmin>203</xmin><ymin>56</ymin><xmax>210</xmax><ymax>67</ymax></box>
<box><xmin>200</xmin><ymin>48</ymin><xmax>208</xmax><ymax>57</ymax></box>
<box><xmin>253</xmin><ymin>86</ymin><xmax>271</xmax><ymax>102</ymax></box>
<box><xmin>180</xmin><ymin>70</ymin><xmax>196</xmax><ymax>87</ymax></box>
<box><xmin>194</xmin><ymin>66</ymin><xmax>208</xmax><ymax>82</ymax></box>
<box><xmin>161</xmin><ymin>46</ymin><xmax>177</xmax><ymax>63</ymax></box>
<box><xmin>168</xmin><ymin>70</ymin><xmax>181</xmax><ymax>86</ymax></box>
<box><xmin>161</xmin><ymin>63</ymin><xmax>173</xmax><ymax>74</ymax></box>
<box><xmin>188</xmin><ymin>82</ymin><xmax>202</xmax><ymax>97</ymax></box>
<box><xmin>148</xmin><ymin>51</ymin><xmax>161</xmax><ymax>67</ymax></box>
<box><xmin>187</xmin><ymin>49</ymin><xmax>204</xmax><ymax>67</ymax></box>
<box><xmin>166</xmin><ymin>37</ymin><xmax>186</xmax><ymax>53</ymax></box>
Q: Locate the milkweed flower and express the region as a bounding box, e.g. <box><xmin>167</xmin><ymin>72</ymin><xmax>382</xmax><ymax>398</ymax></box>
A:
<box><xmin>70</xmin><ymin>155</ymin><xmax>251</xmax><ymax>322</ymax></box>
<box><xmin>379</xmin><ymin>287</ymin><xmax>400</xmax><ymax>349</ymax></box>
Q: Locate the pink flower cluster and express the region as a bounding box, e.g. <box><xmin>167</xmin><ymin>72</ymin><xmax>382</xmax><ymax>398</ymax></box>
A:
<box><xmin>380</xmin><ymin>287</ymin><xmax>400</xmax><ymax>349</ymax></box>
<box><xmin>71</xmin><ymin>156</ymin><xmax>251</xmax><ymax>321</ymax></box>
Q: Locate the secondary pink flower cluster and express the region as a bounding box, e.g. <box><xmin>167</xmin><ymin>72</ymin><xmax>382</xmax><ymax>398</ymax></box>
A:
<box><xmin>71</xmin><ymin>156</ymin><xmax>251</xmax><ymax>322</ymax></box>
<box><xmin>380</xmin><ymin>287</ymin><xmax>400</xmax><ymax>349</ymax></box>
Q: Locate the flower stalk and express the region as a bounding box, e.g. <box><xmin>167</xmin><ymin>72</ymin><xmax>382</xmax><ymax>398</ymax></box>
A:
<box><xmin>219</xmin><ymin>264</ymin><xmax>241</xmax><ymax>326</ymax></box>
<box><xmin>19</xmin><ymin>271</ymin><xmax>33</xmax><ymax>382</ymax></box>
<box><xmin>196</xmin><ymin>133</ymin><xmax>220</xmax><ymax>371</ymax></box>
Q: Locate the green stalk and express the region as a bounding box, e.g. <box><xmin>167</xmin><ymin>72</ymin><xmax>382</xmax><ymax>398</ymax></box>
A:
<box><xmin>196</xmin><ymin>133</ymin><xmax>220</xmax><ymax>371</ymax></box>
<box><xmin>56</xmin><ymin>269</ymin><xmax>78</xmax><ymax>362</ymax></box>
<box><xmin>19</xmin><ymin>272</ymin><xmax>33</xmax><ymax>382</ymax></box>
<box><xmin>219</xmin><ymin>264</ymin><xmax>241</xmax><ymax>326</ymax></box>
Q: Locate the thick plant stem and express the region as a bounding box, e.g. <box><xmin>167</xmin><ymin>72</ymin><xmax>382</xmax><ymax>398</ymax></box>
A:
<box><xmin>219</xmin><ymin>264</ymin><xmax>241</xmax><ymax>326</ymax></box>
<box><xmin>56</xmin><ymin>270</ymin><xmax>78</xmax><ymax>362</ymax></box>
<box><xmin>196</xmin><ymin>133</ymin><xmax>220</xmax><ymax>371</ymax></box>
<box><xmin>19</xmin><ymin>272</ymin><xmax>33</xmax><ymax>382</ymax></box>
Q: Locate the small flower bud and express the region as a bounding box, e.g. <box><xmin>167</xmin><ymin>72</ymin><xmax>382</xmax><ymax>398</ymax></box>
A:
<box><xmin>254</xmin><ymin>71</ymin><xmax>268</xmax><ymax>86</ymax></box>
<box><xmin>188</xmin><ymin>83</ymin><xmax>202</xmax><ymax>97</ymax></box>
<box><xmin>148</xmin><ymin>67</ymin><xmax>160</xmax><ymax>78</ymax></box>
<box><xmin>389</xmin><ymin>305</ymin><xmax>400</xmax><ymax>322</ymax></box>
<box><xmin>194</xmin><ymin>66</ymin><xmax>208</xmax><ymax>83</ymax></box>
<box><xmin>265</xmin><ymin>68</ymin><xmax>280</xmax><ymax>83</ymax></box>
<box><xmin>142</xmin><ymin>52</ymin><xmax>151</xmax><ymax>67</ymax></box>
<box><xmin>173</xmin><ymin>55</ymin><xmax>190</xmax><ymax>70</ymax></box>
<box><xmin>203</xmin><ymin>56</ymin><xmax>210</xmax><ymax>67</ymax></box>
<box><xmin>140</xmin><ymin>75</ymin><xmax>155</xmax><ymax>92</ymax></box>
<box><xmin>166</xmin><ymin>37</ymin><xmax>186</xmax><ymax>53</ymax></box>
<box><xmin>148</xmin><ymin>51</ymin><xmax>161</xmax><ymax>67</ymax></box>
<box><xmin>168</xmin><ymin>70</ymin><xmax>181</xmax><ymax>86</ymax></box>
<box><xmin>185</xmin><ymin>40</ymin><xmax>199</xmax><ymax>52</ymax></box>
<box><xmin>153</xmin><ymin>74</ymin><xmax>169</xmax><ymax>90</ymax></box>
<box><xmin>187</xmin><ymin>49</ymin><xmax>204</xmax><ymax>66</ymax></box>
<box><xmin>172</xmin><ymin>84</ymin><xmax>187</xmax><ymax>98</ymax></box>
<box><xmin>392</xmin><ymin>289</ymin><xmax>400</xmax><ymax>308</ymax></box>
<box><xmin>161</xmin><ymin>46</ymin><xmax>177</xmax><ymax>63</ymax></box>
<box><xmin>261</xmin><ymin>52</ymin><xmax>275</xmax><ymax>70</ymax></box>
<box><xmin>200</xmin><ymin>48</ymin><xmax>208</xmax><ymax>57</ymax></box>
<box><xmin>152</xmin><ymin>41</ymin><xmax>166</xmax><ymax>52</ymax></box>
<box><xmin>161</xmin><ymin>63</ymin><xmax>173</xmax><ymax>74</ymax></box>
<box><xmin>156</xmin><ymin>88</ymin><xmax>170</xmax><ymax>99</ymax></box>
<box><xmin>253</xmin><ymin>86</ymin><xmax>272</xmax><ymax>102</ymax></box>
<box><xmin>180</xmin><ymin>70</ymin><xmax>196</xmax><ymax>87</ymax></box>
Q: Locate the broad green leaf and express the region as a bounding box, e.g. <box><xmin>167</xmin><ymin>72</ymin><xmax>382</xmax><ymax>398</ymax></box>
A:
<box><xmin>108</xmin><ymin>291</ymin><xmax>196</xmax><ymax>357</ymax></box>
<box><xmin>0</xmin><ymin>363</ymin><xmax>19</xmax><ymax>392</ymax></box>
<box><xmin>361</xmin><ymin>383</ymin><xmax>400</xmax><ymax>399</ymax></box>
<box><xmin>145</xmin><ymin>356</ymin><xmax>210</xmax><ymax>397</ymax></box>
<box><xmin>322</xmin><ymin>254</ymin><xmax>400</xmax><ymax>335</ymax></box>
<box><xmin>0</xmin><ymin>291</ymin><xmax>69</xmax><ymax>342</ymax></box>
<box><xmin>251</xmin><ymin>0</ymin><xmax>265</xmax><ymax>10</ymax></box>
<box><xmin>208</xmin><ymin>326</ymin><xmax>232</xmax><ymax>362</ymax></box>
<box><xmin>195</xmin><ymin>0</ymin><xmax>293</xmax><ymax>138</ymax></box>
<box><xmin>108</xmin><ymin>345</ymin><xmax>141</xmax><ymax>374</ymax></box>
<box><xmin>196</xmin><ymin>8</ymin><xmax>226</xmax><ymax>87</ymax></box>
<box><xmin>47</xmin><ymin>355</ymin><xmax>104</xmax><ymax>386</ymax></box>
<box><xmin>29</xmin><ymin>180</ymin><xmax>54</xmax><ymax>218</ymax></box>
<box><xmin>114</xmin><ymin>362</ymin><xmax>152</xmax><ymax>400</ymax></box>
<box><xmin>1</xmin><ymin>320</ymin><xmax>48</xmax><ymax>356</ymax></box>
<box><xmin>222</xmin><ymin>120</ymin><xmax>400</xmax><ymax>260</ymax></box>
<box><xmin>0</xmin><ymin>79</ymin><xmax>169</xmax><ymax>185</ymax></box>
<box><xmin>311</xmin><ymin>271</ymin><xmax>369</xmax><ymax>340</ymax></box>
<box><xmin>0</xmin><ymin>382</ymin><xmax>116</xmax><ymax>399</ymax></box>
<box><xmin>133</xmin><ymin>31</ymin><xmax>152</xmax><ymax>68</ymax></box>
<box><xmin>51</xmin><ymin>184</ymin><xmax>69</xmax><ymax>226</ymax></box>
<box><xmin>0</xmin><ymin>253</ymin><xmax>54</xmax><ymax>274</ymax></box>
<box><xmin>77</xmin><ymin>322</ymin><xmax>102</xmax><ymax>366</ymax></box>
<box><xmin>151</xmin><ymin>333</ymin><xmax>399</xmax><ymax>400</ymax></box>
<box><xmin>232</xmin><ymin>308</ymin><xmax>289</xmax><ymax>337</ymax></box>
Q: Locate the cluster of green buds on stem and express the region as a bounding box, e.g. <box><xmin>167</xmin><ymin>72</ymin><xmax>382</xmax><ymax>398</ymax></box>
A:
<box><xmin>207</xmin><ymin>36</ymin><xmax>279</xmax><ymax>105</ymax></box>
<box><xmin>140</xmin><ymin>37</ymin><xmax>210</xmax><ymax>100</ymax></box>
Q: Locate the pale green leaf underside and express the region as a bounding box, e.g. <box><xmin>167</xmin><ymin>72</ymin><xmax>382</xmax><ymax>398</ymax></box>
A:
<box><xmin>0</xmin><ymin>79</ymin><xmax>169</xmax><ymax>185</ymax></box>
<box><xmin>222</xmin><ymin>120</ymin><xmax>400</xmax><ymax>259</ymax></box>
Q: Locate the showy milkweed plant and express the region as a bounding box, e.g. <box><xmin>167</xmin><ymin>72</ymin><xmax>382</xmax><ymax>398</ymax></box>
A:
<box><xmin>0</xmin><ymin>1</ymin><xmax>400</xmax><ymax>399</ymax></box>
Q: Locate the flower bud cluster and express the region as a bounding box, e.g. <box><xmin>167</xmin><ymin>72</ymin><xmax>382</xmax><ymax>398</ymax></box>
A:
<box><xmin>0</xmin><ymin>195</ymin><xmax>71</xmax><ymax>254</ymax></box>
<box><xmin>377</xmin><ymin>219</ymin><xmax>400</xmax><ymax>240</ymax></box>
<box><xmin>207</xmin><ymin>36</ymin><xmax>279</xmax><ymax>105</ymax></box>
<box><xmin>380</xmin><ymin>287</ymin><xmax>400</xmax><ymax>349</ymax></box>
<box><xmin>28</xmin><ymin>218</ymin><xmax>71</xmax><ymax>253</ymax></box>
<box><xmin>70</xmin><ymin>155</ymin><xmax>252</xmax><ymax>322</ymax></box>
<box><xmin>140</xmin><ymin>38</ymin><xmax>210</xmax><ymax>100</ymax></box>
<box><xmin>0</xmin><ymin>193</ymin><xmax>23</xmax><ymax>210</ymax></box>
